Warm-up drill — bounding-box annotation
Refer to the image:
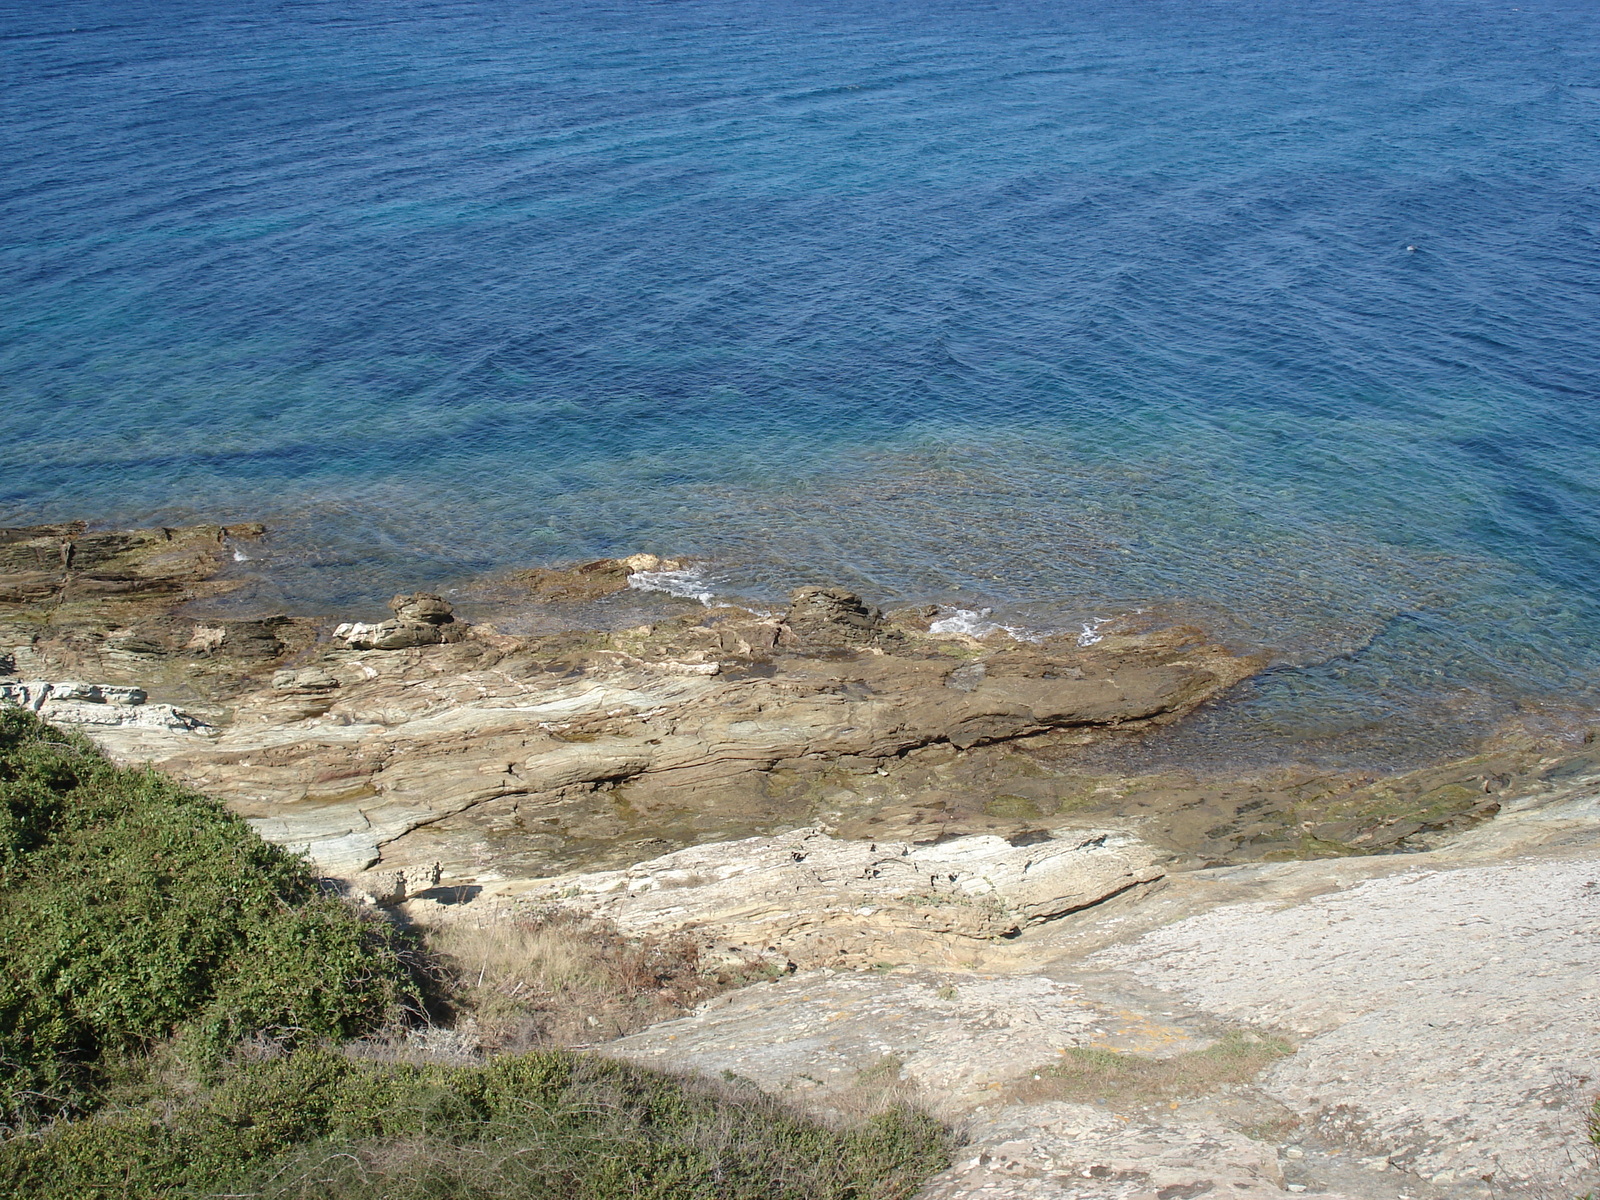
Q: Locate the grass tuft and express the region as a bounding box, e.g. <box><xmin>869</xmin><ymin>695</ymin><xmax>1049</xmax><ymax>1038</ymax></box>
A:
<box><xmin>1009</xmin><ymin>1029</ymin><xmax>1294</xmax><ymax>1109</ymax></box>
<box><xmin>420</xmin><ymin>909</ymin><xmax>776</xmax><ymax>1049</ymax></box>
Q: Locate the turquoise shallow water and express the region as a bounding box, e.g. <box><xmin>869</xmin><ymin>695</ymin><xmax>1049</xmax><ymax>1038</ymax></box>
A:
<box><xmin>4</xmin><ymin>0</ymin><xmax>1600</xmax><ymax>767</ymax></box>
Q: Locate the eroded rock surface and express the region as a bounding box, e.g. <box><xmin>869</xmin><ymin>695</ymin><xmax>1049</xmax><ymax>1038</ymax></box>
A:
<box><xmin>0</xmin><ymin>680</ymin><xmax>208</xmax><ymax>731</ymax></box>
<box><xmin>1090</xmin><ymin>849</ymin><xmax>1600</xmax><ymax>1194</ymax></box>
<box><xmin>2</xmin><ymin>521</ymin><xmax>1264</xmax><ymax>878</ymax></box>
<box><xmin>607</xmin><ymin>966</ymin><xmax>1213</xmax><ymax>1108</ymax></box>
<box><xmin>921</xmin><ymin>1103</ymin><xmax>1304</xmax><ymax>1200</ymax></box>
<box><xmin>505</xmin><ymin>827</ymin><xmax>1163</xmax><ymax>967</ymax></box>
<box><xmin>603</xmin><ymin>785</ymin><xmax>1600</xmax><ymax>1199</ymax></box>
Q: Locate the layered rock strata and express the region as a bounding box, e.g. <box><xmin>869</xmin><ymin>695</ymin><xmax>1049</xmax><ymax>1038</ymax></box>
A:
<box><xmin>606</xmin><ymin>779</ymin><xmax>1600</xmax><ymax>1200</ymax></box>
<box><xmin>495</xmin><ymin>827</ymin><xmax>1164</xmax><ymax>968</ymax></box>
<box><xmin>0</xmin><ymin>520</ymin><xmax>1263</xmax><ymax>885</ymax></box>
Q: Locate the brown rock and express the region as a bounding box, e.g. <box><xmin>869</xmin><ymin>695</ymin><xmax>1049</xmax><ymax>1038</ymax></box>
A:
<box><xmin>390</xmin><ymin>593</ymin><xmax>455</xmax><ymax>624</ymax></box>
<box><xmin>516</xmin><ymin>558</ymin><xmax>634</xmax><ymax>602</ymax></box>
<box><xmin>782</xmin><ymin>586</ymin><xmax>890</xmax><ymax>647</ymax></box>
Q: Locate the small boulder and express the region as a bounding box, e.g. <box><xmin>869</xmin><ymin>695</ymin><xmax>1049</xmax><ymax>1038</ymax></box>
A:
<box><xmin>783</xmin><ymin>586</ymin><xmax>888</xmax><ymax>647</ymax></box>
<box><xmin>332</xmin><ymin>594</ymin><xmax>466</xmax><ymax>650</ymax></box>
<box><xmin>390</xmin><ymin>593</ymin><xmax>455</xmax><ymax>624</ymax></box>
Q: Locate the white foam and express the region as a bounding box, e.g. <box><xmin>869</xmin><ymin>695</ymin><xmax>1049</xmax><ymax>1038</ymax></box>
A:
<box><xmin>1077</xmin><ymin>617</ymin><xmax>1110</xmax><ymax>647</ymax></box>
<box><xmin>232</xmin><ymin>547</ymin><xmax>251</xmax><ymax>562</ymax></box>
<box><xmin>627</xmin><ymin>568</ymin><xmax>716</xmax><ymax>607</ymax></box>
<box><xmin>928</xmin><ymin>607</ymin><xmax>1036</xmax><ymax>641</ymax></box>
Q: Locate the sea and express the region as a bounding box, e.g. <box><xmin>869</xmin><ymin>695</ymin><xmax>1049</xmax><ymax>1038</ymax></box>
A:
<box><xmin>4</xmin><ymin>0</ymin><xmax>1600</xmax><ymax>772</ymax></box>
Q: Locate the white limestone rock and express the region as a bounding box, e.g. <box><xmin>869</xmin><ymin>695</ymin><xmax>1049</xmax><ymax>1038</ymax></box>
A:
<box><xmin>525</xmin><ymin>827</ymin><xmax>1163</xmax><ymax>967</ymax></box>
<box><xmin>0</xmin><ymin>679</ymin><xmax>207</xmax><ymax>731</ymax></box>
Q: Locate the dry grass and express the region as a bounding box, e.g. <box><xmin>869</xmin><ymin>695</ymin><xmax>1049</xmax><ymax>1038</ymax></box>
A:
<box><xmin>419</xmin><ymin>907</ymin><xmax>779</xmax><ymax>1050</ymax></box>
<box><xmin>1008</xmin><ymin>1029</ymin><xmax>1294</xmax><ymax>1109</ymax></box>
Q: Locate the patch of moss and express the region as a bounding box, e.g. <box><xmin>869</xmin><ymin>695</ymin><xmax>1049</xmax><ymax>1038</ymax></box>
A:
<box><xmin>982</xmin><ymin>794</ymin><xmax>1044</xmax><ymax>819</ymax></box>
<box><xmin>1010</xmin><ymin>1030</ymin><xmax>1294</xmax><ymax>1108</ymax></box>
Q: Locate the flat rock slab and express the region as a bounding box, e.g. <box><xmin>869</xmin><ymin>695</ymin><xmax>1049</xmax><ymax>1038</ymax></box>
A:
<box><xmin>1091</xmin><ymin>852</ymin><xmax>1600</xmax><ymax>1195</ymax></box>
<box><xmin>606</xmin><ymin>967</ymin><xmax>1207</xmax><ymax>1112</ymax></box>
<box><xmin>920</xmin><ymin>1102</ymin><xmax>1317</xmax><ymax>1200</ymax></box>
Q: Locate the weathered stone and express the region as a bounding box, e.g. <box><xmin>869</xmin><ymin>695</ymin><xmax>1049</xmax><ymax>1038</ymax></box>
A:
<box><xmin>515</xmin><ymin>828</ymin><xmax>1163</xmax><ymax>967</ymax></box>
<box><xmin>331</xmin><ymin>594</ymin><xmax>461</xmax><ymax>650</ymax></box>
<box><xmin>919</xmin><ymin>1103</ymin><xmax>1306</xmax><ymax>1200</ymax></box>
<box><xmin>608</xmin><ymin>969</ymin><xmax>1144</xmax><ymax>1108</ymax></box>
<box><xmin>782</xmin><ymin>586</ymin><xmax>889</xmax><ymax>646</ymax></box>
<box><xmin>390</xmin><ymin>592</ymin><xmax>455</xmax><ymax>624</ymax></box>
<box><xmin>1090</xmin><ymin>848</ymin><xmax>1600</xmax><ymax>1195</ymax></box>
<box><xmin>0</xmin><ymin>679</ymin><xmax>205</xmax><ymax>731</ymax></box>
<box><xmin>332</xmin><ymin>618</ymin><xmax>465</xmax><ymax>650</ymax></box>
<box><xmin>271</xmin><ymin>667</ymin><xmax>340</xmax><ymax>694</ymax></box>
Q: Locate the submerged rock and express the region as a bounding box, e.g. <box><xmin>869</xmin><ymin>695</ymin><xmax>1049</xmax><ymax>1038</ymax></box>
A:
<box><xmin>514</xmin><ymin>555</ymin><xmax>685</xmax><ymax>603</ymax></box>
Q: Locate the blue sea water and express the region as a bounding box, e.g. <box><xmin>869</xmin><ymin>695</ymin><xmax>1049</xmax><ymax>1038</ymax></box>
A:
<box><xmin>4</xmin><ymin>0</ymin><xmax>1600</xmax><ymax>768</ymax></box>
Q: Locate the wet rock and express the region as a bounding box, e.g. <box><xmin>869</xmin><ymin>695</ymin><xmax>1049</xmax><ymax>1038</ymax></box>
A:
<box><xmin>0</xmin><ymin>520</ymin><xmax>323</xmax><ymax>705</ymax></box>
<box><xmin>390</xmin><ymin>592</ymin><xmax>455</xmax><ymax>624</ymax></box>
<box><xmin>515</xmin><ymin>556</ymin><xmax>684</xmax><ymax>603</ymax></box>
<box><xmin>333</xmin><ymin>595</ymin><xmax>465</xmax><ymax>650</ymax></box>
<box><xmin>782</xmin><ymin>586</ymin><xmax>890</xmax><ymax>647</ymax></box>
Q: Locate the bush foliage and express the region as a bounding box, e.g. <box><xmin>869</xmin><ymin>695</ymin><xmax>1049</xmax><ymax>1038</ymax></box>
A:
<box><xmin>0</xmin><ymin>708</ymin><xmax>412</xmax><ymax>1123</ymax></box>
<box><xmin>0</xmin><ymin>708</ymin><xmax>951</xmax><ymax>1197</ymax></box>
<box><xmin>0</xmin><ymin>1047</ymin><xmax>949</xmax><ymax>1199</ymax></box>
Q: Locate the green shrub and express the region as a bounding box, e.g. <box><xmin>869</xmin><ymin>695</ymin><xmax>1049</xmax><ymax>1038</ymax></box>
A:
<box><xmin>0</xmin><ymin>1047</ymin><xmax>950</xmax><ymax>1199</ymax></box>
<box><xmin>0</xmin><ymin>708</ymin><xmax>951</xmax><ymax>1197</ymax></box>
<box><xmin>0</xmin><ymin>709</ymin><xmax>414</xmax><ymax>1124</ymax></box>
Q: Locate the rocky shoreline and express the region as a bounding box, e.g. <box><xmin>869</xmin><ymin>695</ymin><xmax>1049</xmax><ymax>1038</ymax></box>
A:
<box><xmin>3</xmin><ymin>518</ymin><xmax>1597</xmax><ymax>1198</ymax></box>
<box><xmin>0</xmin><ymin>518</ymin><xmax>1268</xmax><ymax>885</ymax></box>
